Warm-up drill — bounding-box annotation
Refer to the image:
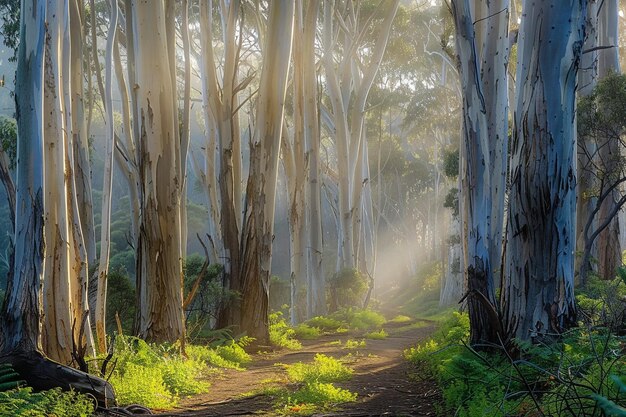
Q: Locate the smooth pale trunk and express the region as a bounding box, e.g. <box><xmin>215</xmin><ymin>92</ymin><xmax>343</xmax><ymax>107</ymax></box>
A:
<box><xmin>42</xmin><ymin>0</ymin><xmax>75</xmax><ymax>364</ymax></box>
<box><xmin>66</xmin><ymin>0</ymin><xmax>95</xmax><ymax>356</ymax></box>
<box><xmin>298</xmin><ymin>0</ymin><xmax>324</xmax><ymax>317</ymax></box>
<box><xmin>1</xmin><ymin>0</ymin><xmax>46</xmax><ymax>355</ymax></box>
<box><xmin>94</xmin><ymin>0</ymin><xmax>117</xmax><ymax>353</ymax></box>
<box><xmin>287</xmin><ymin>1</ymin><xmax>309</xmax><ymax>324</ymax></box>
<box><xmin>199</xmin><ymin>0</ymin><xmax>244</xmax><ymax>329</ymax></box>
<box><xmin>132</xmin><ymin>0</ymin><xmax>184</xmax><ymax>343</ymax></box>
<box><xmin>480</xmin><ymin>0</ymin><xmax>509</xmax><ymax>286</ymax></box>
<box><xmin>239</xmin><ymin>0</ymin><xmax>294</xmax><ymax>342</ymax></box>
<box><xmin>69</xmin><ymin>0</ymin><xmax>96</xmax><ymax>268</ymax></box>
<box><xmin>503</xmin><ymin>0</ymin><xmax>584</xmax><ymax>341</ymax></box>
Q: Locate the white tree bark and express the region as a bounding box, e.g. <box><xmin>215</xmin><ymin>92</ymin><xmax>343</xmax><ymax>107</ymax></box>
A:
<box><xmin>1</xmin><ymin>0</ymin><xmax>46</xmax><ymax>355</ymax></box>
<box><xmin>503</xmin><ymin>0</ymin><xmax>585</xmax><ymax>341</ymax></box>
<box><xmin>94</xmin><ymin>0</ymin><xmax>117</xmax><ymax>354</ymax></box>
<box><xmin>132</xmin><ymin>0</ymin><xmax>184</xmax><ymax>343</ymax></box>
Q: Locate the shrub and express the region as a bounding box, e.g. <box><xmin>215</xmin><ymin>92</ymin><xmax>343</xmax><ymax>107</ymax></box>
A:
<box><xmin>269</xmin><ymin>311</ymin><xmax>302</xmax><ymax>350</ymax></box>
<box><xmin>329</xmin><ymin>268</ymin><xmax>368</xmax><ymax>308</ymax></box>
<box><xmin>286</xmin><ymin>354</ymin><xmax>353</xmax><ymax>383</ymax></box>
<box><xmin>343</xmin><ymin>339</ymin><xmax>366</xmax><ymax>349</ymax></box>
<box><xmin>294</xmin><ymin>324</ymin><xmax>322</xmax><ymax>340</ymax></box>
<box><xmin>107</xmin><ymin>336</ymin><xmax>210</xmax><ymax>408</ymax></box>
<box><xmin>364</xmin><ymin>329</ymin><xmax>387</xmax><ymax>340</ymax></box>
<box><xmin>306</xmin><ymin>316</ymin><xmax>343</xmax><ymax>331</ymax></box>
<box><xmin>0</xmin><ymin>388</ymin><xmax>95</xmax><ymax>417</ymax></box>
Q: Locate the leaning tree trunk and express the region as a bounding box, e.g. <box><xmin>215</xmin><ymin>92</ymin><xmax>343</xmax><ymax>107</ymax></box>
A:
<box><xmin>239</xmin><ymin>0</ymin><xmax>295</xmax><ymax>344</ymax></box>
<box><xmin>502</xmin><ymin>0</ymin><xmax>585</xmax><ymax>342</ymax></box>
<box><xmin>132</xmin><ymin>0</ymin><xmax>184</xmax><ymax>344</ymax></box>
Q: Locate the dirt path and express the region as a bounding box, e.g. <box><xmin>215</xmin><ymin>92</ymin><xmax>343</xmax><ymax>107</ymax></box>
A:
<box><xmin>153</xmin><ymin>319</ymin><xmax>440</xmax><ymax>417</ymax></box>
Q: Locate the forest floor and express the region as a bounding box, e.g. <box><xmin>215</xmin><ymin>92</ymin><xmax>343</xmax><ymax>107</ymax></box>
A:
<box><xmin>151</xmin><ymin>315</ymin><xmax>441</xmax><ymax>417</ymax></box>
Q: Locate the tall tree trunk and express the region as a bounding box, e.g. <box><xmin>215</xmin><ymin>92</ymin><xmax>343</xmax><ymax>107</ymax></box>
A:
<box><xmin>132</xmin><ymin>0</ymin><xmax>184</xmax><ymax>344</ymax></box>
<box><xmin>1</xmin><ymin>0</ymin><xmax>46</xmax><ymax>355</ymax></box>
<box><xmin>596</xmin><ymin>0</ymin><xmax>621</xmax><ymax>280</ymax></box>
<box><xmin>502</xmin><ymin>0</ymin><xmax>585</xmax><ymax>341</ymax></box>
<box><xmin>452</xmin><ymin>0</ymin><xmax>503</xmax><ymax>346</ymax></box>
<box><xmin>239</xmin><ymin>0</ymin><xmax>295</xmax><ymax>343</ymax></box>
<box><xmin>42</xmin><ymin>0</ymin><xmax>76</xmax><ymax>364</ymax></box>
<box><xmin>94</xmin><ymin>0</ymin><xmax>117</xmax><ymax>354</ymax></box>
<box><xmin>576</xmin><ymin>0</ymin><xmax>599</xmax><ymax>286</ymax></box>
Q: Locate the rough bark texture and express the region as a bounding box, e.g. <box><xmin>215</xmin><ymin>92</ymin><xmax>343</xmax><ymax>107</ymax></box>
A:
<box><xmin>502</xmin><ymin>0</ymin><xmax>585</xmax><ymax>341</ymax></box>
<box><xmin>132</xmin><ymin>0</ymin><xmax>184</xmax><ymax>344</ymax></box>
<box><xmin>239</xmin><ymin>0</ymin><xmax>295</xmax><ymax>343</ymax></box>
<box><xmin>452</xmin><ymin>0</ymin><xmax>509</xmax><ymax>346</ymax></box>
<box><xmin>1</xmin><ymin>0</ymin><xmax>46</xmax><ymax>356</ymax></box>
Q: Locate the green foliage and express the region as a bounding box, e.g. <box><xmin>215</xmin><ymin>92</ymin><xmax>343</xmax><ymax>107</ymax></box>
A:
<box><xmin>443</xmin><ymin>187</ymin><xmax>459</xmax><ymax>216</ymax></box>
<box><xmin>305</xmin><ymin>316</ymin><xmax>343</xmax><ymax>332</ymax></box>
<box><xmin>185</xmin><ymin>338</ymin><xmax>251</xmax><ymax>370</ymax></box>
<box><xmin>0</xmin><ymin>364</ymin><xmax>24</xmax><ymax>391</ymax></box>
<box><xmin>407</xmin><ymin>307</ymin><xmax>626</xmax><ymax>417</ymax></box>
<box><xmin>364</xmin><ymin>329</ymin><xmax>388</xmax><ymax>340</ymax></box>
<box><xmin>389</xmin><ymin>315</ymin><xmax>412</xmax><ymax>324</ymax></box>
<box><xmin>0</xmin><ymin>387</ymin><xmax>95</xmax><ymax>417</ymax></box>
<box><xmin>294</xmin><ymin>324</ymin><xmax>322</xmax><ymax>340</ymax></box>
<box><xmin>105</xmin><ymin>267</ymin><xmax>135</xmax><ymax>334</ymax></box>
<box><xmin>443</xmin><ymin>148</ymin><xmax>459</xmax><ymax>178</ymax></box>
<box><xmin>107</xmin><ymin>336</ymin><xmax>210</xmax><ymax>408</ymax></box>
<box><xmin>269</xmin><ymin>311</ymin><xmax>302</xmax><ymax>350</ymax></box>
<box><xmin>286</xmin><ymin>381</ymin><xmax>357</xmax><ymax>407</ymax></box>
<box><xmin>286</xmin><ymin>354</ymin><xmax>353</xmax><ymax>383</ymax></box>
<box><xmin>274</xmin><ymin>354</ymin><xmax>357</xmax><ymax>414</ymax></box>
<box><xmin>343</xmin><ymin>339</ymin><xmax>366</xmax><ymax>350</ymax></box>
<box><xmin>329</xmin><ymin>268</ymin><xmax>368</xmax><ymax>309</ymax></box>
<box><xmin>0</xmin><ymin>115</ymin><xmax>16</xmax><ymax>167</ymax></box>
<box><xmin>594</xmin><ymin>376</ymin><xmax>626</xmax><ymax>416</ymax></box>
<box><xmin>330</xmin><ymin>308</ymin><xmax>386</xmax><ymax>331</ymax></box>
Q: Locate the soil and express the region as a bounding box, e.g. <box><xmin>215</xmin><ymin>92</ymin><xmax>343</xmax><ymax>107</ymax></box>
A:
<box><xmin>150</xmin><ymin>317</ymin><xmax>441</xmax><ymax>417</ymax></box>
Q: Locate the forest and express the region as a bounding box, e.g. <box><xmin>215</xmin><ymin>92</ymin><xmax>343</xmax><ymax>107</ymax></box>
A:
<box><xmin>0</xmin><ymin>0</ymin><xmax>625</xmax><ymax>416</ymax></box>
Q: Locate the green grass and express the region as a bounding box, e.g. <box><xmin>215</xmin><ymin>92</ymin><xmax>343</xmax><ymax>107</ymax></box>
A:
<box><xmin>266</xmin><ymin>354</ymin><xmax>357</xmax><ymax>414</ymax></box>
<box><xmin>364</xmin><ymin>329</ymin><xmax>388</xmax><ymax>340</ymax></box>
<box><xmin>107</xmin><ymin>335</ymin><xmax>252</xmax><ymax>409</ymax></box>
<box><xmin>388</xmin><ymin>314</ymin><xmax>412</xmax><ymax>324</ymax></box>
<box><xmin>286</xmin><ymin>354</ymin><xmax>353</xmax><ymax>383</ymax></box>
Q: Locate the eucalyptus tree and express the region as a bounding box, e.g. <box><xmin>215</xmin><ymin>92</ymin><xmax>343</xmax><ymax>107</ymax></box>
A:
<box><xmin>594</xmin><ymin>0</ymin><xmax>621</xmax><ymax>280</ymax></box>
<box><xmin>321</xmin><ymin>0</ymin><xmax>400</xmax><ymax>275</ymax></box>
<box><xmin>132</xmin><ymin>0</ymin><xmax>184</xmax><ymax>343</ymax></box>
<box><xmin>283</xmin><ymin>0</ymin><xmax>323</xmax><ymax>323</ymax></box>
<box><xmin>451</xmin><ymin>0</ymin><xmax>509</xmax><ymax>345</ymax></box>
<box><xmin>238</xmin><ymin>0</ymin><xmax>295</xmax><ymax>342</ymax></box>
<box><xmin>195</xmin><ymin>0</ymin><xmax>244</xmax><ymax>328</ymax></box>
<box><xmin>502</xmin><ymin>0</ymin><xmax>586</xmax><ymax>341</ymax></box>
<box><xmin>1</xmin><ymin>0</ymin><xmax>46</xmax><ymax>356</ymax></box>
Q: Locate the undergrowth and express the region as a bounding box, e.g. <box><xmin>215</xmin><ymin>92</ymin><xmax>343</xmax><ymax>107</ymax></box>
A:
<box><xmin>270</xmin><ymin>311</ymin><xmax>303</xmax><ymax>350</ymax></box>
<box><xmin>271</xmin><ymin>354</ymin><xmax>356</xmax><ymax>415</ymax></box>
<box><xmin>405</xmin><ymin>284</ymin><xmax>626</xmax><ymax>417</ymax></box>
<box><xmin>0</xmin><ymin>387</ymin><xmax>95</xmax><ymax>417</ymax></box>
<box><xmin>107</xmin><ymin>335</ymin><xmax>251</xmax><ymax>409</ymax></box>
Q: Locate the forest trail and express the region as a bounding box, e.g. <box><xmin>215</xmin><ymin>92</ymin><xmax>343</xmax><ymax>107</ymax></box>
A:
<box><xmin>153</xmin><ymin>317</ymin><xmax>440</xmax><ymax>417</ymax></box>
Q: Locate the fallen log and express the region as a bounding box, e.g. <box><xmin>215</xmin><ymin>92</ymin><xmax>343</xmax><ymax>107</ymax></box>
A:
<box><xmin>0</xmin><ymin>349</ymin><xmax>116</xmax><ymax>408</ymax></box>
